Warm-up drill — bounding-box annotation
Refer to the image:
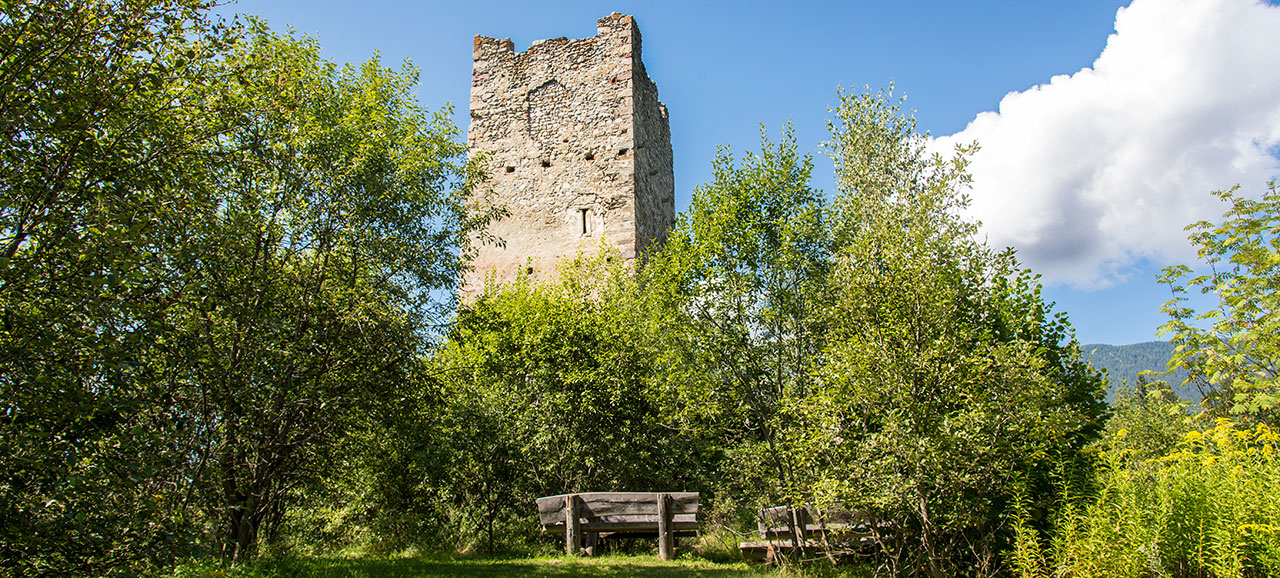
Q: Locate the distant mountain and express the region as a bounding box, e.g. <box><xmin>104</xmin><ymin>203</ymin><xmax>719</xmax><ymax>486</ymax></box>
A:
<box><xmin>1081</xmin><ymin>341</ymin><xmax>1199</xmax><ymax>403</ymax></box>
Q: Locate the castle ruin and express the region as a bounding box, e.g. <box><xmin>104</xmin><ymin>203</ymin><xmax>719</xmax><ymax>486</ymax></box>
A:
<box><xmin>464</xmin><ymin>13</ymin><xmax>675</xmax><ymax>290</ymax></box>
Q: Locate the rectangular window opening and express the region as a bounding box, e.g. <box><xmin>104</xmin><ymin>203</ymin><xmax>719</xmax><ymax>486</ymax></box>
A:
<box><xmin>579</xmin><ymin>208</ymin><xmax>589</xmax><ymax>235</ymax></box>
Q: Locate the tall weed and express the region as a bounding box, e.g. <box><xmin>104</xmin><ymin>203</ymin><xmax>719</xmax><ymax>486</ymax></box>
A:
<box><xmin>1015</xmin><ymin>421</ymin><xmax>1279</xmax><ymax>578</ymax></box>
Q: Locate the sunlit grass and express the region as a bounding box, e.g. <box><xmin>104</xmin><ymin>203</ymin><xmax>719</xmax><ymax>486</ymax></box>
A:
<box><xmin>173</xmin><ymin>552</ymin><xmax>782</xmax><ymax>578</ymax></box>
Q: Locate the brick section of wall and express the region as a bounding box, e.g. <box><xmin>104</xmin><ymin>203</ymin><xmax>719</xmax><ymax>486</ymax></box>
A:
<box><xmin>464</xmin><ymin>13</ymin><xmax>675</xmax><ymax>292</ymax></box>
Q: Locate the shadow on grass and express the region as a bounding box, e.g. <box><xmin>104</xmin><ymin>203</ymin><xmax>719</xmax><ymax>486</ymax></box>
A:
<box><xmin>251</xmin><ymin>554</ymin><xmax>772</xmax><ymax>578</ymax></box>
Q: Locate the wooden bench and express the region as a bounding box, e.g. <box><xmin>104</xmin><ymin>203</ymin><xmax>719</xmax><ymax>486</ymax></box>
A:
<box><xmin>739</xmin><ymin>505</ymin><xmax>874</xmax><ymax>564</ymax></box>
<box><xmin>536</xmin><ymin>492</ymin><xmax>700</xmax><ymax>560</ymax></box>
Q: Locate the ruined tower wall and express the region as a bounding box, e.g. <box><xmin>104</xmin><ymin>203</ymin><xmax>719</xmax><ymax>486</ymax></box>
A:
<box><xmin>630</xmin><ymin>34</ymin><xmax>676</xmax><ymax>259</ymax></box>
<box><xmin>464</xmin><ymin>14</ymin><xmax>674</xmax><ymax>291</ymax></box>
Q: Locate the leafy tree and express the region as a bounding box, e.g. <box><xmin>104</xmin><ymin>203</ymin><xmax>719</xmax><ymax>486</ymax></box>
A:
<box><xmin>434</xmin><ymin>251</ymin><xmax>708</xmax><ymax>552</ymax></box>
<box><xmin>1159</xmin><ymin>180</ymin><xmax>1280</xmax><ymax>421</ymax></box>
<box><xmin>158</xmin><ymin>23</ymin><xmax>489</xmax><ymax>561</ymax></box>
<box><xmin>643</xmin><ymin>125</ymin><xmax>831</xmax><ymax>512</ymax></box>
<box><xmin>1103</xmin><ymin>377</ymin><xmax>1192</xmax><ymax>462</ymax></box>
<box><xmin>0</xmin><ymin>1</ymin><xmax>492</xmax><ymax>570</ymax></box>
<box><xmin>0</xmin><ymin>1</ymin><xmax>237</xmax><ymax>572</ymax></box>
<box><xmin>794</xmin><ymin>87</ymin><xmax>1106</xmax><ymax>576</ymax></box>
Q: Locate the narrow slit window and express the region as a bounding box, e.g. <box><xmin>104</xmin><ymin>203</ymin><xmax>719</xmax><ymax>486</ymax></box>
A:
<box><xmin>579</xmin><ymin>208</ymin><xmax>589</xmax><ymax>235</ymax></box>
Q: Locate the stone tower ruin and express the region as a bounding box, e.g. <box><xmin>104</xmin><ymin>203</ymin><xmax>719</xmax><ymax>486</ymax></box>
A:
<box><xmin>464</xmin><ymin>13</ymin><xmax>675</xmax><ymax>291</ymax></box>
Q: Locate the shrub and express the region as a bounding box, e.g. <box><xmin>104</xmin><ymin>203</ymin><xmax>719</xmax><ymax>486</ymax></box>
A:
<box><xmin>1018</xmin><ymin>421</ymin><xmax>1280</xmax><ymax>578</ymax></box>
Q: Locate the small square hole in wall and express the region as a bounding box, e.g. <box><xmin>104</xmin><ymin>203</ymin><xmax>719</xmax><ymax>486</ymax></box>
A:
<box><xmin>505</xmin><ymin>166</ymin><xmax>515</xmax><ymax>173</ymax></box>
<box><xmin>541</xmin><ymin>160</ymin><xmax>551</xmax><ymax>168</ymax></box>
<box><xmin>585</xmin><ymin>152</ymin><xmax>595</xmax><ymax>161</ymax></box>
<box><xmin>617</xmin><ymin>148</ymin><xmax>628</xmax><ymax>156</ymax></box>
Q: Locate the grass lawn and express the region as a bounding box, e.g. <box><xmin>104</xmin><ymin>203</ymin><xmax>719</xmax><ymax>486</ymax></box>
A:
<box><xmin>181</xmin><ymin>553</ymin><xmax>785</xmax><ymax>578</ymax></box>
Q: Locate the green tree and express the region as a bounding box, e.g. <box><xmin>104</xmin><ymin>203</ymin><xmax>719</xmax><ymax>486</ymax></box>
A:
<box><xmin>162</xmin><ymin>23</ymin><xmax>490</xmax><ymax>561</ymax></box>
<box><xmin>1159</xmin><ymin>180</ymin><xmax>1280</xmax><ymax>421</ymax></box>
<box><xmin>434</xmin><ymin>251</ymin><xmax>707</xmax><ymax>552</ymax></box>
<box><xmin>0</xmin><ymin>2</ymin><xmax>492</xmax><ymax>570</ymax></box>
<box><xmin>1103</xmin><ymin>377</ymin><xmax>1192</xmax><ymax>462</ymax></box>
<box><xmin>795</xmin><ymin>87</ymin><xmax>1106</xmax><ymax>576</ymax></box>
<box><xmin>0</xmin><ymin>1</ymin><xmax>237</xmax><ymax>573</ymax></box>
<box><xmin>643</xmin><ymin>124</ymin><xmax>831</xmax><ymax>512</ymax></box>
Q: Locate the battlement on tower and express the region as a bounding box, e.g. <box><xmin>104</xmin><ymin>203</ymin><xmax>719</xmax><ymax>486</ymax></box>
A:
<box><xmin>464</xmin><ymin>13</ymin><xmax>675</xmax><ymax>291</ymax></box>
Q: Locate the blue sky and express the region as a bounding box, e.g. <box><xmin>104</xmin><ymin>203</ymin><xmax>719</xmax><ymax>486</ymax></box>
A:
<box><xmin>218</xmin><ymin>0</ymin><xmax>1280</xmax><ymax>345</ymax></box>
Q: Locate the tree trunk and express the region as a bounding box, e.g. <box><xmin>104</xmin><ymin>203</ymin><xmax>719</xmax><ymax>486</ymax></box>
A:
<box><xmin>918</xmin><ymin>493</ymin><xmax>942</xmax><ymax>578</ymax></box>
<box><xmin>223</xmin><ymin>498</ymin><xmax>260</xmax><ymax>563</ymax></box>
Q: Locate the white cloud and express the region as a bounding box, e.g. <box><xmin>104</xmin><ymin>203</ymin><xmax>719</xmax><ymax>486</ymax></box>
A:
<box><xmin>933</xmin><ymin>0</ymin><xmax>1280</xmax><ymax>288</ymax></box>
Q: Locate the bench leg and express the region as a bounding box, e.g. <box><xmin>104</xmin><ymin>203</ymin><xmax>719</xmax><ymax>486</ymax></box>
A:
<box><xmin>566</xmin><ymin>495</ymin><xmax>582</xmax><ymax>556</ymax></box>
<box><xmin>657</xmin><ymin>493</ymin><xmax>674</xmax><ymax>560</ymax></box>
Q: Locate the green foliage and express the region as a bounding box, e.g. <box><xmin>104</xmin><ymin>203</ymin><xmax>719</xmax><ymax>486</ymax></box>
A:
<box><xmin>793</xmin><ymin>86</ymin><xmax>1106</xmax><ymax>576</ymax></box>
<box><xmin>0</xmin><ymin>1</ymin><xmax>237</xmax><ymax>573</ymax></box>
<box><xmin>643</xmin><ymin>123</ymin><xmax>830</xmax><ymax>511</ymax></box>
<box><xmin>0</xmin><ymin>3</ymin><xmax>1138</xmax><ymax>574</ymax></box>
<box><xmin>636</xmin><ymin>87</ymin><xmax>1104</xmax><ymax>576</ymax></box>
<box><xmin>1019</xmin><ymin>421</ymin><xmax>1280</xmax><ymax>578</ymax></box>
<box><xmin>1159</xmin><ymin>181</ymin><xmax>1280</xmax><ymax>420</ymax></box>
<box><xmin>0</xmin><ymin>2</ymin><xmax>489</xmax><ymax>572</ymax></box>
<box><xmin>166</xmin><ymin>22</ymin><xmax>487</xmax><ymax>562</ymax></box>
<box><xmin>432</xmin><ymin>251</ymin><xmax>710</xmax><ymax>553</ymax></box>
<box><xmin>1104</xmin><ymin>378</ymin><xmax>1194</xmax><ymax>462</ymax></box>
<box><xmin>274</xmin><ymin>366</ymin><xmax>457</xmax><ymax>557</ymax></box>
<box><xmin>1007</xmin><ymin>475</ymin><xmax>1048</xmax><ymax>578</ymax></box>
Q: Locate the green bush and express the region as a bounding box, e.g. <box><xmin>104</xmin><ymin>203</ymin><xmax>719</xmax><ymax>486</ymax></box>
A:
<box><xmin>1016</xmin><ymin>421</ymin><xmax>1280</xmax><ymax>578</ymax></box>
<box><xmin>428</xmin><ymin>250</ymin><xmax>714</xmax><ymax>553</ymax></box>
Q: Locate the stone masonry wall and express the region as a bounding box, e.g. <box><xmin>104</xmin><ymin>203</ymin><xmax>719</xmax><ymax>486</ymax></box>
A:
<box><xmin>463</xmin><ymin>13</ymin><xmax>674</xmax><ymax>291</ymax></box>
<box><xmin>630</xmin><ymin>26</ymin><xmax>676</xmax><ymax>260</ymax></box>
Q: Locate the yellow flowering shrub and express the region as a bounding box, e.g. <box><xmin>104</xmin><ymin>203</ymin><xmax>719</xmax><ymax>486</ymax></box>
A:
<box><xmin>1014</xmin><ymin>421</ymin><xmax>1280</xmax><ymax>578</ymax></box>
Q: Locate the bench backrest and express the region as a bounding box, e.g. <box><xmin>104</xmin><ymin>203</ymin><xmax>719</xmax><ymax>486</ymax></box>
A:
<box><xmin>537</xmin><ymin>492</ymin><xmax>699</xmax><ymax>532</ymax></box>
<box><xmin>758</xmin><ymin>506</ymin><xmax>869</xmax><ymax>539</ymax></box>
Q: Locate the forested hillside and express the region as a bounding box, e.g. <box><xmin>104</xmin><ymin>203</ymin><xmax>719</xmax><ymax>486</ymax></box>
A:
<box><xmin>1082</xmin><ymin>341</ymin><xmax>1196</xmax><ymax>402</ymax></box>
